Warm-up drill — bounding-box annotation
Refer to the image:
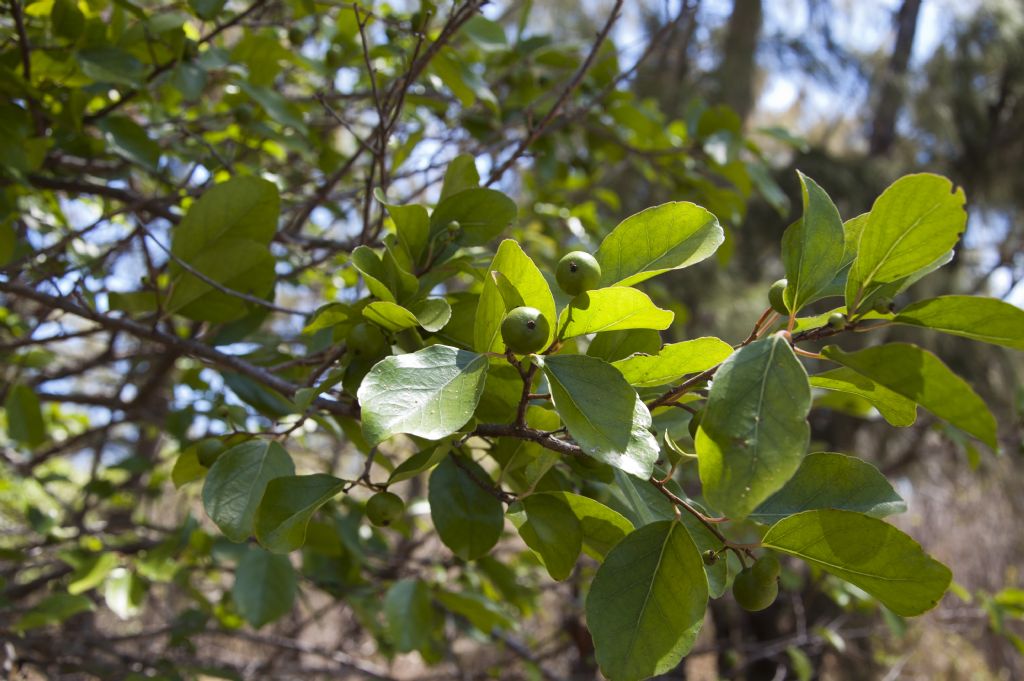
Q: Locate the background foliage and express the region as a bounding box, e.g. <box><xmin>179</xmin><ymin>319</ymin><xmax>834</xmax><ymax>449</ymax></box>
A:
<box><xmin>1</xmin><ymin>0</ymin><xmax>1023</xmax><ymax>679</ymax></box>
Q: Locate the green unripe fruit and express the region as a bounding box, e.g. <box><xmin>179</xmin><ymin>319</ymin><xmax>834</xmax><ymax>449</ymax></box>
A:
<box><xmin>556</xmin><ymin>251</ymin><xmax>602</xmax><ymax>296</ymax></box>
<box><xmin>348</xmin><ymin>323</ymin><xmax>387</xmax><ymax>356</ymax></box>
<box><xmin>446</xmin><ymin>220</ymin><xmax>461</xmax><ymax>237</ymax></box>
<box><xmin>827</xmin><ymin>312</ymin><xmax>846</xmax><ymax>329</ymax></box>
<box><xmin>500</xmin><ymin>306</ymin><xmax>550</xmax><ymax>354</ymax></box>
<box><xmin>365</xmin><ymin>491</ymin><xmax>405</xmax><ymax>527</ymax></box>
<box><xmin>872</xmin><ymin>297</ymin><xmax>893</xmax><ymax>314</ymax></box>
<box><xmin>688</xmin><ymin>411</ymin><xmax>703</xmax><ymax>440</ymax></box>
<box><xmin>732</xmin><ymin>565</ymin><xmax>779</xmax><ymax>612</ymax></box>
<box><xmin>702</xmin><ymin>549</ymin><xmax>718</xmax><ymax>566</ymax></box>
<box><xmin>768</xmin><ymin>278</ymin><xmax>789</xmax><ymax>314</ymax></box>
<box><xmin>751</xmin><ymin>553</ymin><xmax>781</xmax><ymax>581</ymax></box>
<box><xmin>288</xmin><ymin>28</ymin><xmax>305</xmax><ymax>46</ymax></box>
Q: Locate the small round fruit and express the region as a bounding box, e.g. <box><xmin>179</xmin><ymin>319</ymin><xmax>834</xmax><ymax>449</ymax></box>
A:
<box><xmin>348</xmin><ymin>323</ymin><xmax>387</xmax><ymax>356</ymax></box>
<box><xmin>827</xmin><ymin>312</ymin><xmax>846</xmax><ymax>329</ymax></box>
<box><xmin>702</xmin><ymin>549</ymin><xmax>719</xmax><ymax>566</ymax></box>
<box><xmin>500</xmin><ymin>306</ymin><xmax>550</xmax><ymax>354</ymax></box>
<box><xmin>751</xmin><ymin>553</ymin><xmax>781</xmax><ymax>581</ymax></box>
<box><xmin>556</xmin><ymin>251</ymin><xmax>602</xmax><ymax>296</ymax></box>
<box><xmin>872</xmin><ymin>297</ymin><xmax>893</xmax><ymax>314</ymax></box>
<box><xmin>446</xmin><ymin>220</ymin><xmax>461</xmax><ymax>237</ymax></box>
<box><xmin>768</xmin><ymin>278</ymin><xmax>789</xmax><ymax>314</ymax></box>
<box><xmin>288</xmin><ymin>27</ymin><xmax>305</xmax><ymax>46</ymax></box>
<box><xmin>688</xmin><ymin>411</ymin><xmax>703</xmax><ymax>440</ymax></box>
<box><xmin>366</xmin><ymin>491</ymin><xmax>405</xmax><ymax>527</ymax></box>
<box><xmin>733</xmin><ymin>566</ymin><xmax>779</xmax><ymax>612</ymax></box>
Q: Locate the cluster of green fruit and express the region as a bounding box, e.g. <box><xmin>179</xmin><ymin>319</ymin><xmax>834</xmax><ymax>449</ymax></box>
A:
<box><xmin>500</xmin><ymin>251</ymin><xmax>602</xmax><ymax>353</ymax></box>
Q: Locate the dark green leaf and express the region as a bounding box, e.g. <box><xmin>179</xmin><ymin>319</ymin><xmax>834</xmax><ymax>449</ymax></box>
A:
<box><xmin>4</xmin><ymin>383</ymin><xmax>46</xmax><ymax>448</ymax></box>
<box><xmin>697</xmin><ymin>334</ymin><xmax>811</xmax><ymax>519</ymax></box>
<box><xmin>233</xmin><ymin>547</ymin><xmax>296</xmax><ymax>628</ymax></box>
<box><xmin>750</xmin><ymin>452</ymin><xmax>906</xmax><ymax>523</ymax></box>
<box><xmin>430</xmin><ymin>188</ymin><xmax>516</xmax><ymax>246</ymax></box>
<box><xmin>254</xmin><ymin>474</ymin><xmax>346</xmax><ymax>553</ymax></box>
<box><xmin>386</xmin><ymin>579</ymin><xmax>440</xmax><ymax>653</ymax></box>
<box><xmin>762</xmin><ymin>509</ymin><xmax>951</xmax><ymax>616</ymax></box>
<box><xmin>202</xmin><ymin>440</ymin><xmax>294</xmax><ymax>542</ymax></box>
<box><xmin>586</xmin><ymin>521</ymin><xmax>708</xmax><ymax>681</ymax></box>
<box><xmin>513</xmin><ymin>494</ymin><xmax>582</xmax><ymax>580</ymax></box>
<box><xmin>895</xmin><ymin>295</ymin><xmax>1024</xmax><ymax>350</ymax></box>
<box><xmin>428</xmin><ymin>456</ymin><xmax>503</xmax><ymax>560</ymax></box>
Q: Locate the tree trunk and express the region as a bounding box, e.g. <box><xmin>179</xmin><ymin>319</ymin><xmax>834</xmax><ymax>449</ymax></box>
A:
<box><xmin>869</xmin><ymin>0</ymin><xmax>922</xmax><ymax>154</ymax></box>
<box><xmin>717</xmin><ymin>0</ymin><xmax>763</xmax><ymax>124</ymax></box>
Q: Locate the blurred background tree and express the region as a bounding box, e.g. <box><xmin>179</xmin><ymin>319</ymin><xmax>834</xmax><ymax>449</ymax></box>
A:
<box><xmin>1</xmin><ymin>0</ymin><xmax>1021</xmax><ymax>678</ymax></box>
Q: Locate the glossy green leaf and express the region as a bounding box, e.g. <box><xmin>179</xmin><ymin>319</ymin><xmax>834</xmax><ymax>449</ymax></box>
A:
<box><xmin>513</xmin><ymin>494</ymin><xmax>583</xmax><ymax>580</ymax></box>
<box><xmin>439</xmin><ymin>154</ymin><xmax>480</xmax><ymax>200</ymax></box>
<box><xmin>613</xmin><ymin>337</ymin><xmax>733</xmax><ymax>388</ymax></box>
<box><xmin>810</xmin><ymin>367</ymin><xmax>917</xmax><ymax>427</ymax></box>
<box><xmin>474</xmin><ymin>239</ymin><xmax>556</xmax><ymax>353</ymax></box>
<box><xmin>233</xmin><ymin>548</ymin><xmax>296</xmax><ymax>628</ymax></box>
<box><xmin>254</xmin><ymin>474</ymin><xmax>346</xmax><ymax>553</ymax></box>
<box><xmin>386</xmin><ymin>579</ymin><xmax>439</xmax><ymax>653</ymax></box>
<box><xmin>428</xmin><ymin>456</ymin><xmax>503</xmax><ymax>560</ymax></box>
<box><xmin>557</xmin><ymin>287</ymin><xmax>674</xmax><ymax>340</ymax></box>
<box><xmin>411</xmin><ymin>298</ymin><xmax>452</xmax><ymax>333</ymax></box>
<box><xmin>595</xmin><ymin>202</ymin><xmax>723</xmax><ymax>287</ymax></box>
<box><xmin>750</xmin><ymin>452</ymin><xmax>906</xmax><ymax>523</ymax></box>
<box><xmin>5</xmin><ymin>383</ymin><xmax>46</xmax><ymax>448</ymax></box>
<box><xmin>895</xmin><ymin>295</ymin><xmax>1024</xmax><ymax>350</ymax></box>
<box><xmin>430</xmin><ymin>188</ymin><xmax>516</xmax><ymax>246</ymax></box>
<box><xmin>696</xmin><ymin>334</ymin><xmax>811</xmax><ymax>519</ymax></box>
<box><xmin>782</xmin><ymin>172</ymin><xmax>845</xmax><ymax>313</ymax></box>
<box><xmin>586</xmin><ymin>521</ymin><xmax>708</xmax><ymax>681</ymax></box>
<box><xmin>202</xmin><ymin>440</ymin><xmax>294</xmax><ymax>542</ymax></box>
<box><xmin>362</xmin><ymin>300</ymin><xmax>420</xmax><ymax>332</ymax></box>
<box><xmin>846</xmin><ymin>174</ymin><xmax>966</xmax><ymax>310</ymax></box>
<box><xmin>380</xmin><ymin>200</ymin><xmax>430</xmax><ymax>265</ymax></box>
<box><xmin>540</xmin><ymin>354</ymin><xmax>659</xmax><ymax>478</ymax></box>
<box><xmin>762</xmin><ymin>509</ymin><xmax>951</xmax><ymax>616</ymax></box>
<box><xmin>822</xmin><ymin>343</ymin><xmax>997</xmax><ymax>448</ymax></box>
<box><xmin>358</xmin><ymin>345</ymin><xmax>489</xmax><ymax>446</ymax></box>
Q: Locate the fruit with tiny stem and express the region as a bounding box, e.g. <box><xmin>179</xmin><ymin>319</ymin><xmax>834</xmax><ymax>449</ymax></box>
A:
<box><xmin>733</xmin><ymin>556</ymin><xmax>780</xmax><ymax>611</ymax></box>
<box><xmin>365</xmin><ymin>491</ymin><xmax>405</xmax><ymax>527</ymax></box>
<box><xmin>702</xmin><ymin>549</ymin><xmax>718</xmax><ymax>565</ymax></box>
<box><xmin>348</xmin><ymin>323</ymin><xmax>387</xmax><ymax>356</ymax></box>
<box><xmin>501</xmin><ymin>306</ymin><xmax>550</xmax><ymax>354</ymax></box>
<box><xmin>827</xmin><ymin>312</ymin><xmax>846</xmax><ymax>329</ymax></box>
<box><xmin>768</xmin><ymin>278</ymin><xmax>789</xmax><ymax>314</ymax></box>
<box><xmin>446</xmin><ymin>220</ymin><xmax>461</xmax><ymax>237</ymax></box>
<box><xmin>556</xmin><ymin>251</ymin><xmax>602</xmax><ymax>296</ymax></box>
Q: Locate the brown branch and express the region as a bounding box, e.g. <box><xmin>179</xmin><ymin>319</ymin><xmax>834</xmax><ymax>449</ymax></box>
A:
<box><xmin>485</xmin><ymin>0</ymin><xmax>625</xmax><ymax>186</ymax></box>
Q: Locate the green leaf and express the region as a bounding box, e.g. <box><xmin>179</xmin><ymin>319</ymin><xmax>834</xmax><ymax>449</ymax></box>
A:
<box><xmin>750</xmin><ymin>452</ymin><xmax>906</xmax><ymax>523</ymax></box>
<box><xmin>351</xmin><ymin>245</ymin><xmax>418</xmax><ymax>303</ymax></box>
<box><xmin>232</xmin><ymin>547</ymin><xmax>296</xmax><ymax>628</ymax></box>
<box><xmin>389</xmin><ymin>444</ymin><xmax>450</xmax><ymax>484</ymax></box>
<box><xmin>357</xmin><ymin>345</ymin><xmax>489</xmax><ymax>446</ymax></box>
<box><xmin>894</xmin><ymin>295</ymin><xmax>1024</xmax><ymax>350</ymax></box>
<box><xmin>168</xmin><ymin>176</ymin><xmax>280</xmax><ymax>321</ymax></box>
<box><xmin>254</xmin><ymin>474</ymin><xmax>346</xmax><ymax>553</ymax></box>
<box><xmin>782</xmin><ymin>172</ymin><xmax>845</xmax><ymax>313</ymax></box>
<box><xmin>435</xmin><ymin>588</ymin><xmax>515</xmax><ymax>632</ymax></box>
<box><xmin>821</xmin><ymin>343</ymin><xmax>997</xmax><ymax>448</ymax></box>
<box><xmin>98</xmin><ymin>116</ymin><xmax>161</xmax><ymax>172</ymax></box>
<box><xmin>762</xmin><ymin>509</ymin><xmax>951</xmax><ymax>616</ymax></box>
<box><xmin>4</xmin><ymin>383</ymin><xmax>46</xmax><ymax>448</ymax></box>
<box><xmin>14</xmin><ymin>593</ymin><xmax>94</xmax><ymax>632</ymax></box>
<box><xmin>104</xmin><ymin>568</ymin><xmax>145</xmax><ymax>619</ymax></box>
<box><xmin>586</xmin><ymin>521</ymin><xmax>708</xmax><ymax>681</ymax></box>
<box><xmin>386</xmin><ymin>579</ymin><xmax>440</xmax><ymax>653</ymax></box>
<box><xmin>696</xmin><ymin>334</ymin><xmax>811</xmax><ymax>520</ymax></box>
<box><xmin>202</xmin><ymin>440</ymin><xmax>294</xmax><ymax>542</ymax></box>
<box><xmin>542</xmin><ymin>491</ymin><xmax>634</xmax><ymax>560</ymax></box>
<box><xmin>79</xmin><ymin>47</ymin><xmax>146</xmax><ymax>86</ymax></box>
<box><xmin>411</xmin><ymin>298</ymin><xmax>451</xmax><ymax>333</ymax></box>
<box><xmin>430</xmin><ymin>188</ymin><xmax>516</xmax><ymax>246</ymax></box>
<box><xmin>362</xmin><ymin>300</ymin><xmax>420</xmax><ymax>332</ymax></box>
<box><xmin>810</xmin><ymin>367</ymin><xmax>917</xmax><ymax>427</ymax></box>
<box><xmin>474</xmin><ymin>239</ymin><xmax>556</xmax><ymax>353</ymax></box>
<box><xmin>67</xmin><ymin>552</ymin><xmax>118</xmax><ymax>595</ymax></box>
<box><xmin>439</xmin><ymin>154</ymin><xmax>480</xmax><ymax>200</ymax></box>
<box><xmin>613</xmin><ymin>337</ymin><xmax>733</xmax><ymax>388</ymax></box>
<box><xmin>172</xmin><ymin>447</ymin><xmax>206</xmax><ymax>488</ymax></box>
<box><xmin>428</xmin><ymin>456</ymin><xmax>503</xmax><ymax>560</ymax></box>
<box><xmin>540</xmin><ymin>354</ymin><xmax>659</xmax><ymax>478</ymax></box>
<box><xmin>595</xmin><ymin>202</ymin><xmax>723</xmax><ymax>287</ymax></box>
<box><xmin>587</xmin><ymin>329</ymin><xmax>663</xmax><ymax>362</ymax></box>
<box><xmin>189</xmin><ymin>0</ymin><xmax>227</xmax><ymax>20</ymax></box>
<box><xmin>380</xmin><ymin>199</ymin><xmax>430</xmax><ymax>265</ymax></box>
<box><xmin>846</xmin><ymin>174</ymin><xmax>966</xmax><ymax>311</ymax></box>
<box><xmin>557</xmin><ymin>287</ymin><xmax>674</xmax><ymax>340</ymax></box>
<box><xmin>513</xmin><ymin>494</ymin><xmax>583</xmax><ymax>580</ymax></box>
<box><xmin>0</xmin><ymin>220</ymin><xmax>15</xmax><ymax>266</ymax></box>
